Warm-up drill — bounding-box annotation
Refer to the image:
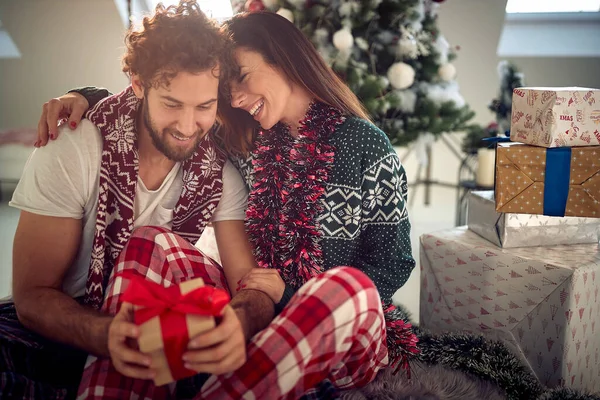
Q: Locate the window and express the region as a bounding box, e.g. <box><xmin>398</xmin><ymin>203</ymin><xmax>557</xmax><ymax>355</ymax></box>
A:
<box><xmin>506</xmin><ymin>0</ymin><xmax>600</xmax><ymax>13</ymax></box>
<box><xmin>0</xmin><ymin>20</ymin><xmax>21</xmax><ymax>59</ymax></box>
<box><xmin>147</xmin><ymin>0</ymin><xmax>233</xmax><ymax>21</ymax></box>
<box><xmin>115</xmin><ymin>0</ymin><xmax>235</xmax><ymax>30</ymax></box>
<box><xmin>498</xmin><ymin>0</ymin><xmax>600</xmax><ymax>57</ymax></box>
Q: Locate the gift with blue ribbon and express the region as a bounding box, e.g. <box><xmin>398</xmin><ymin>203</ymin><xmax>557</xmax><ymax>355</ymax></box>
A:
<box><xmin>495</xmin><ymin>142</ymin><xmax>600</xmax><ymax>218</ymax></box>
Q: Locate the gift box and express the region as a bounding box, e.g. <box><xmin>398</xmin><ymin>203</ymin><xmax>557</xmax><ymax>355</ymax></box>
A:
<box><xmin>495</xmin><ymin>142</ymin><xmax>600</xmax><ymax>218</ymax></box>
<box><xmin>420</xmin><ymin>227</ymin><xmax>600</xmax><ymax>392</ymax></box>
<box><xmin>467</xmin><ymin>190</ymin><xmax>599</xmax><ymax>248</ymax></box>
<box><xmin>509</xmin><ymin>87</ymin><xmax>600</xmax><ymax>148</ymax></box>
<box><xmin>121</xmin><ymin>275</ymin><xmax>230</xmax><ymax>386</ymax></box>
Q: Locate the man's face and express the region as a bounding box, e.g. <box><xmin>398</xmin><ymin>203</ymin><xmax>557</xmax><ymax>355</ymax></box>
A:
<box><xmin>141</xmin><ymin>69</ymin><xmax>220</xmax><ymax>162</ymax></box>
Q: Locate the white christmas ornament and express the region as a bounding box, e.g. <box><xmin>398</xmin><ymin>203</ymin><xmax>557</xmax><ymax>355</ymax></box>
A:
<box><xmin>262</xmin><ymin>0</ymin><xmax>279</xmax><ymax>9</ymax></box>
<box><xmin>276</xmin><ymin>8</ymin><xmax>294</xmax><ymax>23</ymax></box>
<box><xmin>387</xmin><ymin>62</ymin><xmax>415</xmax><ymax>90</ymax></box>
<box><xmin>332</xmin><ymin>29</ymin><xmax>354</xmax><ymax>51</ymax></box>
<box><xmin>438</xmin><ymin>63</ymin><xmax>457</xmax><ymax>81</ymax></box>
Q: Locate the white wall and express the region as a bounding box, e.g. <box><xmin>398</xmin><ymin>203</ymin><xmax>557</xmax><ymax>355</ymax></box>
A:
<box><xmin>0</xmin><ymin>0</ymin><xmax>129</xmax><ymax>131</ymax></box>
<box><xmin>1</xmin><ymin>0</ymin><xmax>600</xmax><ymax>189</ymax></box>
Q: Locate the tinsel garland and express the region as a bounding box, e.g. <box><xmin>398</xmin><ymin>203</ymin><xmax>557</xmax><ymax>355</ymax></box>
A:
<box><xmin>414</xmin><ymin>327</ymin><xmax>543</xmax><ymax>399</ymax></box>
<box><xmin>245</xmin><ymin>101</ymin><xmax>342</xmax><ymax>289</ymax></box>
<box><xmin>539</xmin><ymin>388</ymin><xmax>600</xmax><ymax>400</ymax></box>
<box><xmin>246</xmin><ymin>102</ymin><xmax>421</xmax><ymax>376</ymax></box>
<box><xmin>380</xmin><ymin>305</ymin><xmax>600</xmax><ymax>400</ymax></box>
<box><xmin>383</xmin><ymin>303</ymin><xmax>420</xmax><ymax>376</ymax></box>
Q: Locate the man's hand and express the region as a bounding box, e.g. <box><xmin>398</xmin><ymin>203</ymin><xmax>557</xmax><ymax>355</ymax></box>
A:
<box><xmin>36</xmin><ymin>92</ymin><xmax>89</xmax><ymax>147</ymax></box>
<box><xmin>238</xmin><ymin>268</ymin><xmax>286</xmax><ymax>304</ymax></box>
<box><xmin>108</xmin><ymin>302</ymin><xmax>154</xmax><ymax>380</ymax></box>
<box><xmin>182</xmin><ymin>306</ymin><xmax>247</xmax><ymax>375</ymax></box>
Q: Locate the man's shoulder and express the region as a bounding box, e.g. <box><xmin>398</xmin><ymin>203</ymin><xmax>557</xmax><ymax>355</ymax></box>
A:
<box><xmin>42</xmin><ymin>119</ymin><xmax>102</xmax><ymax>158</ymax></box>
<box><xmin>221</xmin><ymin>159</ymin><xmax>247</xmax><ymax>195</ymax></box>
<box><xmin>68</xmin><ymin>119</ymin><xmax>103</xmax><ymax>149</ymax></box>
<box><xmin>9</xmin><ymin>120</ymin><xmax>102</xmax><ymax>219</ymax></box>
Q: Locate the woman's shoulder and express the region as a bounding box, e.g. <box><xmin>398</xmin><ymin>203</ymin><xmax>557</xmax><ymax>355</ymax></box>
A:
<box><xmin>334</xmin><ymin>117</ymin><xmax>395</xmax><ymax>157</ymax></box>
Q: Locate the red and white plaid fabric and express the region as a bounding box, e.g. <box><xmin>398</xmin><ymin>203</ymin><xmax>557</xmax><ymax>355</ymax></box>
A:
<box><xmin>77</xmin><ymin>226</ymin><xmax>388</xmax><ymax>400</ymax></box>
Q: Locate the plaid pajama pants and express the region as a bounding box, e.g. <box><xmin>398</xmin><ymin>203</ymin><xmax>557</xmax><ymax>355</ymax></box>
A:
<box><xmin>77</xmin><ymin>226</ymin><xmax>389</xmax><ymax>400</ymax></box>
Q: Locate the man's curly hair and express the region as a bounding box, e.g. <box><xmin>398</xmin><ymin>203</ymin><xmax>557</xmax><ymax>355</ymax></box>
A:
<box><xmin>122</xmin><ymin>1</ymin><xmax>232</xmax><ymax>90</ymax></box>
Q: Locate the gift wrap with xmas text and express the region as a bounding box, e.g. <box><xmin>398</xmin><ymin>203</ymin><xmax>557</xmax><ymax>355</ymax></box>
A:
<box><xmin>510</xmin><ymin>87</ymin><xmax>600</xmax><ymax>148</ymax></box>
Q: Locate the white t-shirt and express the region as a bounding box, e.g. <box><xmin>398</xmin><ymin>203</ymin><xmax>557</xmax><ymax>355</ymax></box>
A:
<box><xmin>9</xmin><ymin>120</ymin><xmax>247</xmax><ymax>298</ymax></box>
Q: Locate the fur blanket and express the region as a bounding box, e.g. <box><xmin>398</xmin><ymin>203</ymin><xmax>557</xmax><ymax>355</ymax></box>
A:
<box><xmin>341</xmin><ymin>309</ymin><xmax>600</xmax><ymax>400</ymax></box>
<box><xmin>342</xmin><ymin>362</ymin><xmax>505</xmax><ymax>400</ymax></box>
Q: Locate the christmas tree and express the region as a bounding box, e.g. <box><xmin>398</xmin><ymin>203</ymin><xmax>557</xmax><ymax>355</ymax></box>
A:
<box><xmin>234</xmin><ymin>0</ymin><xmax>474</xmax><ymax>146</ymax></box>
<box><xmin>461</xmin><ymin>61</ymin><xmax>525</xmax><ymax>153</ymax></box>
<box><xmin>488</xmin><ymin>60</ymin><xmax>525</xmax><ymax>136</ymax></box>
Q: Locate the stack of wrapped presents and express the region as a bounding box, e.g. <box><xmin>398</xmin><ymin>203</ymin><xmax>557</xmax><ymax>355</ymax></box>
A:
<box><xmin>420</xmin><ymin>87</ymin><xmax>600</xmax><ymax>393</ymax></box>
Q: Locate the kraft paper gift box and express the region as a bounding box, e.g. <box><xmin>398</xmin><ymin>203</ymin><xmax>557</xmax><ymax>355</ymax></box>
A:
<box><xmin>121</xmin><ymin>275</ymin><xmax>230</xmax><ymax>386</ymax></box>
<box><xmin>467</xmin><ymin>190</ymin><xmax>600</xmax><ymax>248</ymax></box>
<box><xmin>509</xmin><ymin>87</ymin><xmax>600</xmax><ymax>147</ymax></box>
<box><xmin>419</xmin><ymin>227</ymin><xmax>600</xmax><ymax>392</ymax></box>
<box><xmin>495</xmin><ymin>142</ymin><xmax>600</xmax><ymax>218</ymax></box>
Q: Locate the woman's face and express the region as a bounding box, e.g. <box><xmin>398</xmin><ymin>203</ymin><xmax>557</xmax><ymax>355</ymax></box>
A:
<box><xmin>229</xmin><ymin>48</ymin><xmax>292</xmax><ymax>130</ymax></box>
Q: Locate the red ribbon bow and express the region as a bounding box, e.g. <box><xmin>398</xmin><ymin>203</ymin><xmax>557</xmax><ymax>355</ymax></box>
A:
<box><xmin>119</xmin><ymin>273</ymin><xmax>230</xmax><ymax>382</ymax></box>
<box><xmin>120</xmin><ymin>274</ymin><xmax>230</xmax><ymax>324</ymax></box>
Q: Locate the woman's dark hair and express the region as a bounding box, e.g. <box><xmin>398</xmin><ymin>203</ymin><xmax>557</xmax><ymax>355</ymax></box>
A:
<box><xmin>216</xmin><ymin>11</ymin><xmax>371</xmax><ymax>154</ymax></box>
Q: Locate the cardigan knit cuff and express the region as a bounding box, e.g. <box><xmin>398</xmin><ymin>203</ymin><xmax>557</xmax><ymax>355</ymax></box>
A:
<box><xmin>274</xmin><ymin>284</ymin><xmax>297</xmax><ymax>316</ymax></box>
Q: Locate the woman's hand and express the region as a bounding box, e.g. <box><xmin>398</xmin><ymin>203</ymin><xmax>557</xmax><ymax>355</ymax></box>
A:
<box><xmin>36</xmin><ymin>92</ymin><xmax>89</xmax><ymax>147</ymax></box>
<box><xmin>237</xmin><ymin>268</ymin><xmax>286</xmax><ymax>304</ymax></box>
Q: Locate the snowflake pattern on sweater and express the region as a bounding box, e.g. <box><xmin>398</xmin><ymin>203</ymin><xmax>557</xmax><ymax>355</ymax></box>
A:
<box><xmin>234</xmin><ymin>117</ymin><xmax>415</xmax><ymax>302</ymax></box>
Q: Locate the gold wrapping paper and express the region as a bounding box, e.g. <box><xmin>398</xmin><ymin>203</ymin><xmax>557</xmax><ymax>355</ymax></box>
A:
<box><xmin>136</xmin><ymin>278</ymin><xmax>216</xmax><ymax>386</ymax></box>
<box><xmin>495</xmin><ymin>142</ymin><xmax>600</xmax><ymax>218</ymax></box>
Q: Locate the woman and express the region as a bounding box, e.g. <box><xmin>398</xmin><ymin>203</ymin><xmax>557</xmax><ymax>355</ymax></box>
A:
<box><xmin>37</xmin><ymin>9</ymin><xmax>417</xmax><ymax>393</ymax></box>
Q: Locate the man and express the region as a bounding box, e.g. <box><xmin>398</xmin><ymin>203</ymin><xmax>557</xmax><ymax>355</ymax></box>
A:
<box><xmin>3</xmin><ymin>2</ymin><xmax>390</xmax><ymax>399</ymax></box>
<box><xmin>2</xmin><ymin>3</ymin><xmax>260</xmax><ymax>398</ymax></box>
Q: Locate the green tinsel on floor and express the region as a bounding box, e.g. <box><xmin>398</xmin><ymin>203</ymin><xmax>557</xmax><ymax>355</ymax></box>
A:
<box><xmin>393</xmin><ymin>305</ymin><xmax>600</xmax><ymax>400</ymax></box>
<box><xmin>413</xmin><ymin>327</ymin><xmax>543</xmax><ymax>399</ymax></box>
<box><xmin>539</xmin><ymin>388</ymin><xmax>600</xmax><ymax>400</ymax></box>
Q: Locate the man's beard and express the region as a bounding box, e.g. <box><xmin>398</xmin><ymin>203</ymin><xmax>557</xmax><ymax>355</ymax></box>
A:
<box><xmin>142</xmin><ymin>99</ymin><xmax>206</xmax><ymax>162</ymax></box>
